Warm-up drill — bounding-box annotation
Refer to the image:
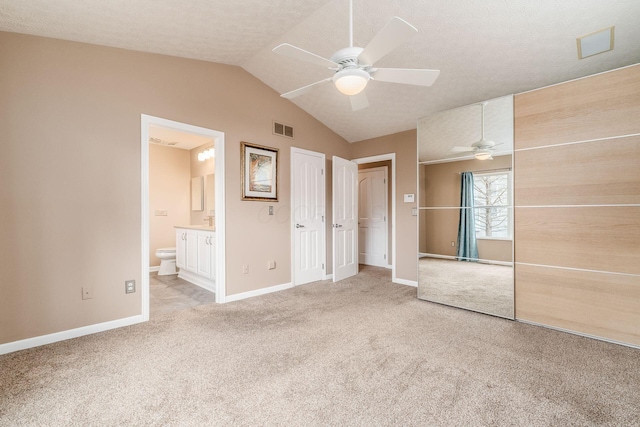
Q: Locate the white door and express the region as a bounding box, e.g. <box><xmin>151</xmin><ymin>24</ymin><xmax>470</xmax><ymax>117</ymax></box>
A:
<box><xmin>196</xmin><ymin>232</ymin><xmax>212</xmax><ymax>278</ymax></box>
<box><xmin>176</xmin><ymin>229</ymin><xmax>186</xmax><ymax>269</ymax></box>
<box><xmin>332</xmin><ymin>156</ymin><xmax>358</xmax><ymax>282</ymax></box>
<box><xmin>358</xmin><ymin>167</ymin><xmax>388</xmax><ymax>267</ymax></box>
<box><xmin>185</xmin><ymin>229</ymin><xmax>198</xmax><ymax>273</ymax></box>
<box><xmin>292</xmin><ymin>148</ymin><xmax>325</xmax><ymax>285</ymax></box>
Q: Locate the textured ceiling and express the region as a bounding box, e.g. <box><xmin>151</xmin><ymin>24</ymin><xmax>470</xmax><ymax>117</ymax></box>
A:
<box><xmin>2</xmin><ymin>0</ymin><xmax>640</xmax><ymax>142</ymax></box>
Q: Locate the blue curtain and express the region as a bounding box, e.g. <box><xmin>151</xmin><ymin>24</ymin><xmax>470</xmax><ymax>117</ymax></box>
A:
<box><xmin>456</xmin><ymin>172</ymin><xmax>478</xmax><ymax>261</ymax></box>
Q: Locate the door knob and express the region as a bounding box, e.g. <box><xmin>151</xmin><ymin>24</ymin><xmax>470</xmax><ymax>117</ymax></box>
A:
<box><xmin>296</xmin><ymin>224</ymin><xmax>305</xmax><ymax>228</ymax></box>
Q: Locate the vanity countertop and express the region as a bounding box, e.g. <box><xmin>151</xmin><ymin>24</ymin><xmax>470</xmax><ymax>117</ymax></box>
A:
<box><xmin>175</xmin><ymin>225</ymin><xmax>215</xmax><ymax>232</ymax></box>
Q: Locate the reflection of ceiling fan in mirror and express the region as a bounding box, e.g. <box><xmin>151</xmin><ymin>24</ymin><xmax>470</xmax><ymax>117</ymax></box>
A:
<box><xmin>450</xmin><ymin>102</ymin><xmax>500</xmax><ymax>160</ymax></box>
<box><xmin>272</xmin><ymin>0</ymin><xmax>440</xmax><ymax>111</ymax></box>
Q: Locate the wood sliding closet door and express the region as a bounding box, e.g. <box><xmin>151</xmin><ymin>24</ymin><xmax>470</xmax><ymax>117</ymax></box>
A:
<box><xmin>513</xmin><ymin>64</ymin><xmax>640</xmax><ymax>347</ymax></box>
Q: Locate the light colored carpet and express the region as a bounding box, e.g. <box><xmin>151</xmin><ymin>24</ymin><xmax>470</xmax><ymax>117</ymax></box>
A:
<box><xmin>418</xmin><ymin>257</ymin><xmax>514</xmax><ymax>318</ymax></box>
<box><xmin>1</xmin><ymin>265</ymin><xmax>639</xmax><ymax>426</ymax></box>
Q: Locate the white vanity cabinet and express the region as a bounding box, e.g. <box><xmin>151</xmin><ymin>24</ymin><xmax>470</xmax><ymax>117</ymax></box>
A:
<box><xmin>176</xmin><ymin>229</ymin><xmax>198</xmax><ymax>273</ymax></box>
<box><xmin>175</xmin><ymin>227</ymin><xmax>216</xmax><ymax>292</ymax></box>
<box><xmin>197</xmin><ymin>232</ymin><xmax>215</xmax><ymax>278</ymax></box>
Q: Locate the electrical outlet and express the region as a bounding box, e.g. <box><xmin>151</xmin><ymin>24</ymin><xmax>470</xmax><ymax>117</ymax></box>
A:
<box><xmin>82</xmin><ymin>286</ymin><xmax>93</xmax><ymax>300</ymax></box>
<box><xmin>242</xmin><ymin>265</ymin><xmax>249</xmax><ymax>274</ymax></box>
<box><xmin>125</xmin><ymin>280</ymin><xmax>136</xmax><ymax>294</ymax></box>
<box><xmin>154</xmin><ymin>209</ymin><xmax>168</xmax><ymax>216</ymax></box>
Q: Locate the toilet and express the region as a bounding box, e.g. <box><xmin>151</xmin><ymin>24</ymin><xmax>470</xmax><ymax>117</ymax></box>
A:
<box><xmin>155</xmin><ymin>247</ymin><xmax>177</xmax><ymax>275</ymax></box>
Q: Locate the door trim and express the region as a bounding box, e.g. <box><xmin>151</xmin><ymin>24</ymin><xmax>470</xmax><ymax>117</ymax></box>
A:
<box><xmin>358</xmin><ymin>166</ymin><xmax>389</xmax><ymax>268</ymax></box>
<box><xmin>290</xmin><ymin>147</ymin><xmax>327</xmax><ymax>286</ymax></box>
<box><xmin>141</xmin><ymin>114</ymin><xmax>227</xmax><ymax>321</ymax></box>
<box><xmin>352</xmin><ymin>154</ymin><xmax>397</xmax><ymax>282</ymax></box>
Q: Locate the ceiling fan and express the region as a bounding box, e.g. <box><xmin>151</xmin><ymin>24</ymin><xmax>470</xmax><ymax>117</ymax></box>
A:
<box><xmin>272</xmin><ymin>0</ymin><xmax>440</xmax><ymax>111</ymax></box>
<box><xmin>450</xmin><ymin>102</ymin><xmax>499</xmax><ymax>160</ymax></box>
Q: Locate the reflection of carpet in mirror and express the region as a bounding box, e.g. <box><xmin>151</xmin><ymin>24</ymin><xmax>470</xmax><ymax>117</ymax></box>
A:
<box><xmin>418</xmin><ymin>257</ymin><xmax>513</xmax><ymax>318</ymax></box>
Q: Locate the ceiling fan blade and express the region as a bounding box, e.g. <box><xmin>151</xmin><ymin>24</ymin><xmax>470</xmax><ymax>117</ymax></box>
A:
<box><xmin>373</xmin><ymin>68</ymin><xmax>440</xmax><ymax>86</ymax></box>
<box><xmin>358</xmin><ymin>17</ymin><xmax>418</xmax><ymax>66</ymax></box>
<box><xmin>272</xmin><ymin>43</ymin><xmax>338</xmax><ymax>68</ymax></box>
<box><xmin>350</xmin><ymin>91</ymin><xmax>369</xmax><ymax>111</ymax></box>
<box><xmin>450</xmin><ymin>146</ymin><xmax>474</xmax><ymax>153</ymax></box>
<box><xmin>280</xmin><ymin>78</ymin><xmax>332</xmax><ymax>99</ymax></box>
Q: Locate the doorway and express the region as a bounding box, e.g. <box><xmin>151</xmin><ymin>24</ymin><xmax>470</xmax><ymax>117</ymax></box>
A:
<box><xmin>353</xmin><ymin>154</ymin><xmax>396</xmax><ymax>281</ymax></box>
<box><xmin>358</xmin><ymin>166</ymin><xmax>389</xmax><ymax>268</ymax></box>
<box><xmin>141</xmin><ymin>115</ymin><xmax>226</xmax><ymax>322</ymax></box>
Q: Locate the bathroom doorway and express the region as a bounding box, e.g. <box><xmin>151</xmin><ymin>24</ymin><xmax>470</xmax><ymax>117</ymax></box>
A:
<box><xmin>352</xmin><ymin>154</ymin><xmax>397</xmax><ymax>281</ymax></box>
<box><xmin>141</xmin><ymin>115</ymin><xmax>226</xmax><ymax>321</ymax></box>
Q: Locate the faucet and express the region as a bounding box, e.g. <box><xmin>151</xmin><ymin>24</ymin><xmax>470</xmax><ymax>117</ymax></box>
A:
<box><xmin>204</xmin><ymin>216</ymin><xmax>214</xmax><ymax>227</ymax></box>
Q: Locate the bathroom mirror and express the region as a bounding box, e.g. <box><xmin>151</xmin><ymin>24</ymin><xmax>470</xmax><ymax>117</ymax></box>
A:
<box><xmin>417</xmin><ymin>95</ymin><xmax>514</xmax><ymax>318</ymax></box>
<box><xmin>191</xmin><ymin>176</ymin><xmax>204</xmax><ymax>211</ymax></box>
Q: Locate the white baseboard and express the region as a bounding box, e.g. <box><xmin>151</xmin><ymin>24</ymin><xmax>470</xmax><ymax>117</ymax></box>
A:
<box><xmin>178</xmin><ymin>270</ymin><xmax>215</xmax><ymax>293</ymax></box>
<box><xmin>393</xmin><ymin>278</ymin><xmax>418</xmax><ymax>287</ymax></box>
<box><xmin>225</xmin><ymin>282</ymin><xmax>293</xmax><ymax>303</ymax></box>
<box><xmin>323</xmin><ymin>274</ymin><xmax>333</xmax><ymax>280</ymax></box>
<box><xmin>0</xmin><ymin>315</ymin><xmax>145</xmax><ymax>356</ymax></box>
<box><xmin>386</xmin><ymin>264</ymin><xmax>393</xmax><ymax>270</ymax></box>
<box><xmin>421</xmin><ymin>253</ymin><xmax>456</xmax><ymax>260</ymax></box>
<box><xmin>149</xmin><ymin>265</ymin><xmax>160</xmax><ymax>272</ymax></box>
<box><xmin>420</xmin><ymin>253</ymin><xmax>513</xmax><ymax>266</ymax></box>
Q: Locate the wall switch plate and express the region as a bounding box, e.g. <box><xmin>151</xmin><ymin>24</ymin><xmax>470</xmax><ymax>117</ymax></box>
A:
<box><xmin>242</xmin><ymin>265</ymin><xmax>249</xmax><ymax>274</ymax></box>
<box><xmin>82</xmin><ymin>286</ymin><xmax>93</xmax><ymax>300</ymax></box>
<box><xmin>451</xmin><ymin>241</ymin><xmax>456</xmax><ymax>247</ymax></box>
<box><xmin>268</xmin><ymin>206</ymin><xmax>274</xmax><ymax>215</ymax></box>
<box><xmin>403</xmin><ymin>194</ymin><xmax>415</xmax><ymax>203</ymax></box>
<box><xmin>155</xmin><ymin>209</ymin><xmax>168</xmax><ymax>216</ymax></box>
<box><xmin>411</xmin><ymin>207</ymin><xmax>418</xmax><ymax>216</ymax></box>
<box><xmin>268</xmin><ymin>260</ymin><xmax>276</xmax><ymax>270</ymax></box>
<box><xmin>125</xmin><ymin>280</ymin><xmax>135</xmax><ymax>294</ymax></box>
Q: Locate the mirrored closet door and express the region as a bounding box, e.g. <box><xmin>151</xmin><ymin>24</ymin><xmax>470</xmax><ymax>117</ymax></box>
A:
<box><xmin>417</xmin><ymin>95</ymin><xmax>514</xmax><ymax>318</ymax></box>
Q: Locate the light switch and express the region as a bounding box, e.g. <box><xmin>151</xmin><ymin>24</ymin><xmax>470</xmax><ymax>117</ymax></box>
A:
<box><xmin>404</xmin><ymin>194</ymin><xmax>415</xmax><ymax>203</ymax></box>
<box><xmin>412</xmin><ymin>207</ymin><xmax>418</xmax><ymax>216</ymax></box>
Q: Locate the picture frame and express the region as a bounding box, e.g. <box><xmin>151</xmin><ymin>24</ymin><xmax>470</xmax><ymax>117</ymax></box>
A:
<box><xmin>241</xmin><ymin>141</ymin><xmax>279</xmax><ymax>201</ymax></box>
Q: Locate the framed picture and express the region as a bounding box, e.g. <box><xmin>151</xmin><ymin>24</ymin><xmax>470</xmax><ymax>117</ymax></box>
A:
<box><xmin>241</xmin><ymin>142</ymin><xmax>279</xmax><ymax>201</ymax></box>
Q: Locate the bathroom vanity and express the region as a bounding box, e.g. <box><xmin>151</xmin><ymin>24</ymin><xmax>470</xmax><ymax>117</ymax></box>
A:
<box><xmin>175</xmin><ymin>226</ymin><xmax>216</xmax><ymax>293</ymax></box>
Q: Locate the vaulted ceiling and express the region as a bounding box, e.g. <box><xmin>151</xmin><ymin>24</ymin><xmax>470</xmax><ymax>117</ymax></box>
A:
<box><xmin>2</xmin><ymin>0</ymin><xmax>639</xmax><ymax>142</ymax></box>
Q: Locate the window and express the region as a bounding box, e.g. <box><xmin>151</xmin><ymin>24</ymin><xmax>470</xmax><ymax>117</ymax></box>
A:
<box><xmin>473</xmin><ymin>172</ymin><xmax>511</xmax><ymax>239</ymax></box>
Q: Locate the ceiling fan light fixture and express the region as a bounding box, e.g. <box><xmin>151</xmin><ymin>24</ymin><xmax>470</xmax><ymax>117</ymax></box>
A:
<box><xmin>474</xmin><ymin>150</ymin><xmax>493</xmax><ymax>161</ymax></box>
<box><xmin>333</xmin><ymin>68</ymin><xmax>370</xmax><ymax>96</ymax></box>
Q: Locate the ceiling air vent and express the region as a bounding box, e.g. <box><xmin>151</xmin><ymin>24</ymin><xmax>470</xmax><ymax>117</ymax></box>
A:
<box><xmin>149</xmin><ymin>137</ymin><xmax>178</xmax><ymax>146</ymax></box>
<box><xmin>273</xmin><ymin>121</ymin><xmax>294</xmax><ymax>139</ymax></box>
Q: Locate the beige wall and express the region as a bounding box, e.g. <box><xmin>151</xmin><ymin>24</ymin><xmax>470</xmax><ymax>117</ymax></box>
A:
<box><xmin>351</xmin><ymin>130</ymin><xmax>418</xmax><ymax>283</ymax></box>
<box><xmin>149</xmin><ymin>145</ymin><xmax>191</xmax><ymax>267</ymax></box>
<box><xmin>419</xmin><ymin>155</ymin><xmax>512</xmax><ymax>262</ymax></box>
<box><xmin>514</xmin><ymin>64</ymin><xmax>640</xmax><ymax>346</ymax></box>
<box><xmin>189</xmin><ymin>143</ymin><xmax>215</xmax><ymax>226</ymax></box>
<box><xmin>0</xmin><ymin>32</ymin><xmax>350</xmax><ymax>345</ymax></box>
<box><xmin>358</xmin><ymin>161</ymin><xmax>392</xmax><ymax>263</ymax></box>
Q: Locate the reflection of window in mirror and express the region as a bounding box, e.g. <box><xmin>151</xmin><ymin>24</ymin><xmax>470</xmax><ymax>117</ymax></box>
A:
<box><xmin>472</xmin><ymin>172</ymin><xmax>512</xmax><ymax>239</ymax></box>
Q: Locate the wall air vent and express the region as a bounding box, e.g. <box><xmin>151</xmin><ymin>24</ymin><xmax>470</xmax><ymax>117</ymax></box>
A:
<box><xmin>273</xmin><ymin>121</ymin><xmax>294</xmax><ymax>139</ymax></box>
